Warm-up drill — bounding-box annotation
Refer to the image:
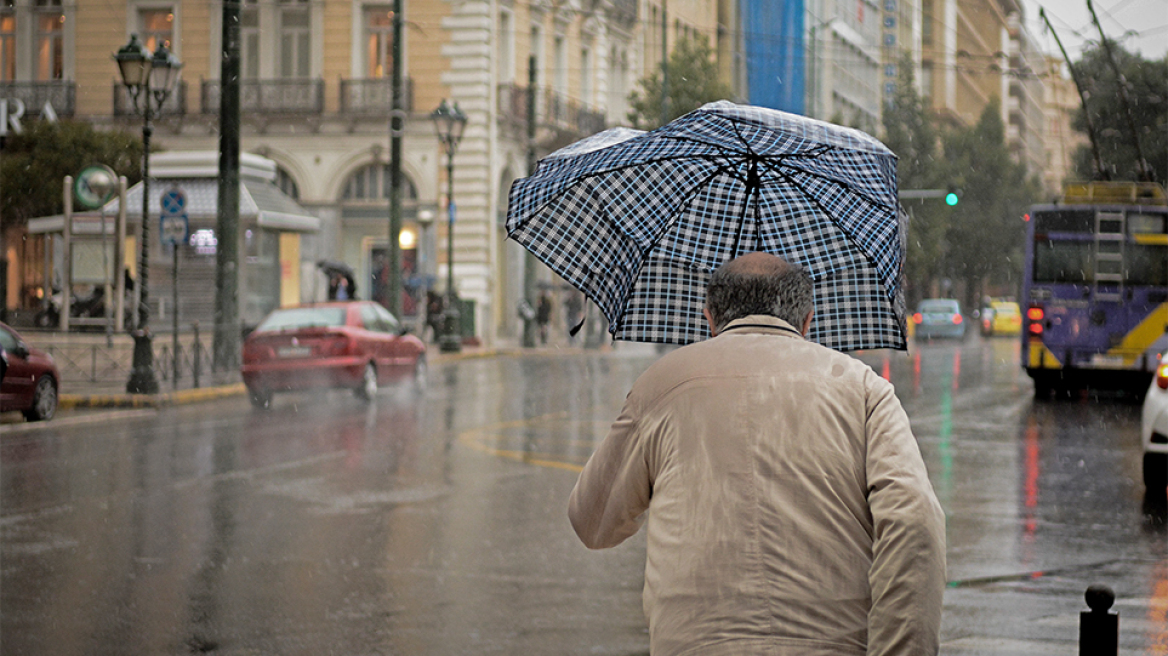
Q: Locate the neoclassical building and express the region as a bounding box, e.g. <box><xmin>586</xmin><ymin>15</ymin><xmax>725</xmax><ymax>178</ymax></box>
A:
<box><xmin>2</xmin><ymin>0</ymin><xmax>724</xmax><ymax>345</ymax></box>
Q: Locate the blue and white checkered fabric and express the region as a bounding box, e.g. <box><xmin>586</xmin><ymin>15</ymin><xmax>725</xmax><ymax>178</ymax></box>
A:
<box><xmin>506</xmin><ymin>101</ymin><xmax>908</xmax><ymax>351</ymax></box>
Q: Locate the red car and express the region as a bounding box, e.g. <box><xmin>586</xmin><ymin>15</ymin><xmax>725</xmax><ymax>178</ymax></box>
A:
<box><xmin>0</xmin><ymin>322</ymin><xmax>61</xmax><ymax>422</ymax></box>
<box><xmin>240</xmin><ymin>301</ymin><xmax>427</xmax><ymax>408</ymax></box>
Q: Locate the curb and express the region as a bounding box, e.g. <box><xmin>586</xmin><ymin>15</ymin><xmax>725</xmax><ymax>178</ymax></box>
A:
<box><xmin>59</xmin><ymin>383</ymin><xmax>247</xmax><ymax>410</ymax></box>
<box><xmin>55</xmin><ymin>349</ymin><xmax>507</xmax><ymax>410</ymax></box>
<box><xmin>52</xmin><ymin>346</ymin><xmax>603</xmax><ymax>410</ymax></box>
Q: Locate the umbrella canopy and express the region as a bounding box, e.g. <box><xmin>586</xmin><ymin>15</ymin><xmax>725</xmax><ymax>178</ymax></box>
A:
<box><xmin>506</xmin><ymin>101</ymin><xmax>908</xmax><ymax>351</ymax></box>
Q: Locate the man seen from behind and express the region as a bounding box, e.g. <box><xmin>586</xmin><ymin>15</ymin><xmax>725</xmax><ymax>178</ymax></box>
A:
<box><xmin>568</xmin><ymin>252</ymin><xmax>946</xmax><ymax>655</ymax></box>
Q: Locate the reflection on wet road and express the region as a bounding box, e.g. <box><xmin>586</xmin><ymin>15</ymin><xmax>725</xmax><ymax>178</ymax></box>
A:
<box><xmin>2</xmin><ymin>337</ymin><xmax>1165</xmax><ymax>655</ymax></box>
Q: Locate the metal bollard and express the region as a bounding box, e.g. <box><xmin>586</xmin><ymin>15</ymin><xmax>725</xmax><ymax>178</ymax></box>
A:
<box><xmin>1079</xmin><ymin>584</ymin><xmax>1118</xmax><ymax>656</ymax></box>
<box><xmin>191</xmin><ymin>321</ymin><xmax>201</xmax><ymax>389</ymax></box>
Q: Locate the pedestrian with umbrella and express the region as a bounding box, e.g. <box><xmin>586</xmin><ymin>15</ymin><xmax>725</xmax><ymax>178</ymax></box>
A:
<box><xmin>508</xmin><ymin>102</ymin><xmax>945</xmax><ymax>655</ymax></box>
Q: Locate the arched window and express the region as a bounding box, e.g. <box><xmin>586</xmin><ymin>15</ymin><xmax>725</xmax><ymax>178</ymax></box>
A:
<box><xmin>275</xmin><ymin>166</ymin><xmax>300</xmax><ymax>200</ymax></box>
<box><xmin>341</xmin><ymin>163</ymin><xmax>418</xmax><ymax>201</ymax></box>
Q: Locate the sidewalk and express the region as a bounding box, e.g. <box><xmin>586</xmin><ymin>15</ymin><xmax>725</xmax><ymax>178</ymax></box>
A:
<box><xmin>21</xmin><ymin>330</ymin><xmax>610</xmax><ymax>411</ymax></box>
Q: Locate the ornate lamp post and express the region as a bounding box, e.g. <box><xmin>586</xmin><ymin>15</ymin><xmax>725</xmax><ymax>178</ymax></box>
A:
<box><xmin>429</xmin><ymin>99</ymin><xmax>468</xmax><ymax>353</ymax></box>
<box><xmin>115</xmin><ymin>34</ymin><xmax>182</xmax><ymax>394</ymax></box>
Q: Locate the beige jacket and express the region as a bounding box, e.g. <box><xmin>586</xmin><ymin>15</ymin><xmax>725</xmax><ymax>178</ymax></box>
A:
<box><xmin>569</xmin><ymin>316</ymin><xmax>946</xmax><ymax>656</ymax></box>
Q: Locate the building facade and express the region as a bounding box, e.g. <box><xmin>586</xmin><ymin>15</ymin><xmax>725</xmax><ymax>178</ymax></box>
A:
<box><xmin>1040</xmin><ymin>55</ymin><xmax>1087</xmax><ymax>194</ymax></box>
<box><xmin>3</xmin><ymin>0</ymin><xmax>727</xmax><ymax>343</ymax></box>
<box><xmin>805</xmin><ymin>0</ymin><xmax>883</xmax><ymax>133</ymax></box>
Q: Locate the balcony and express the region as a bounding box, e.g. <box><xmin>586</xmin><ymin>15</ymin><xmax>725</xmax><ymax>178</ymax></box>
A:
<box><xmin>0</xmin><ymin>81</ymin><xmax>75</xmax><ymax>117</ymax></box>
<box><xmin>339</xmin><ymin>77</ymin><xmax>414</xmax><ymax>115</ymax></box>
<box><xmin>112</xmin><ymin>81</ymin><xmax>188</xmax><ymax>117</ymax></box>
<box><xmin>497</xmin><ymin>83</ymin><xmax>606</xmax><ymax>138</ymax></box>
<box><xmin>201</xmin><ymin>78</ymin><xmax>325</xmax><ymax>115</ymax></box>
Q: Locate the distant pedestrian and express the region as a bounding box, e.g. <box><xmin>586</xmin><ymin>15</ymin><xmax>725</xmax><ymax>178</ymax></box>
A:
<box><xmin>536</xmin><ymin>292</ymin><xmax>553</xmax><ymax>344</ymax></box>
<box><xmin>426</xmin><ymin>291</ymin><xmax>445</xmax><ymax>342</ymax></box>
<box><xmin>568</xmin><ymin>252</ymin><xmax>946</xmax><ymax>655</ymax></box>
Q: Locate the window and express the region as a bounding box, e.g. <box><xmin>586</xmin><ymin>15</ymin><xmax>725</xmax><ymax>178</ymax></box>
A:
<box><xmin>138</xmin><ymin>8</ymin><xmax>174</xmax><ymax>52</ymax></box>
<box><xmin>0</xmin><ymin>6</ymin><xmax>13</xmax><ymax>82</ymax></box>
<box><xmin>364</xmin><ymin>6</ymin><xmax>393</xmax><ymax>78</ymax></box>
<box><xmin>1033</xmin><ymin>239</ymin><xmax>1092</xmax><ymax>283</ymax></box>
<box><xmin>553</xmin><ymin>35</ymin><xmax>566</xmax><ymax>95</ymax></box>
<box><xmin>580</xmin><ymin>45</ymin><xmax>593</xmax><ymax>104</ymax></box>
<box><xmin>498</xmin><ymin>8</ymin><xmax>514</xmax><ymax>82</ymax></box>
<box><xmin>275</xmin><ymin>167</ymin><xmax>300</xmax><ymax>200</ymax></box>
<box><xmin>279</xmin><ymin>0</ymin><xmax>310</xmax><ymax>78</ymax></box>
<box><xmin>35</xmin><ymin>3</ymin><xmax>63</xmax><ymax>80</ymax></box>
<box><xmin>885</xmin><ymin>64</ymin><xmax>896</xmax><ymax>77</ymax></box>
<box><xmin>241</xmin><ymin>2</ymin><xmax>259</xmax><ymax>79</ymax></box>
<box><xmin>342</xmin><ymin>164</ymin><xmax>418</xmax><ymax>201</ymax></box>
<box><xmin>922</xmin><ymin>0</ymin><xmax>933</xmax><ymax>45</ymax></box>
<box><xmin>530</xmin><ymin>24</ymin><xmax>543</xmax><ymax>81</ymax></box>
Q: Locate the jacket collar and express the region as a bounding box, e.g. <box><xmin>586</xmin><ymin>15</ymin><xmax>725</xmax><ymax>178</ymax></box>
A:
<box><xmin>717</xmin><ymin>315</ymin><xmax>805</xmax><ymax>339</ymax></box>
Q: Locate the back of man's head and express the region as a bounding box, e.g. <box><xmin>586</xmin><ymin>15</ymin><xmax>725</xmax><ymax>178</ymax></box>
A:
<box><xmin>704</xmin><ymin>252</ymin><xmax>813</xmax><ymax>332</ymax></box>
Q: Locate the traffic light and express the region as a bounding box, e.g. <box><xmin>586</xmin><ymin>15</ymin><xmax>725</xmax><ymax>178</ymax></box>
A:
<box><xmin>945</xmin><ymin>185</ymin><xmax>960</xmax><ymax>206</ymax></box>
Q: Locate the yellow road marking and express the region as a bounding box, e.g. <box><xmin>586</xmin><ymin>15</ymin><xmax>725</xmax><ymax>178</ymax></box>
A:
<box><xmin>458</xmin><ymin>410</ymin><xmax>613</xmax><ymax>473</ymax></box>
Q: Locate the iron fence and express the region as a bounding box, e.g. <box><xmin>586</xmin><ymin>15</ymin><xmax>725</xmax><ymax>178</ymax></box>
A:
<box><xmin>44</xmin><ymin>323</ymin><xmax>230</xmax><ymax>390</ymax></box>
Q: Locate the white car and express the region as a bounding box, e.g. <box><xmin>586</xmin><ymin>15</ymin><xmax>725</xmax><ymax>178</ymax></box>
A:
<box><xmin>1142</xmin><ymin>353</ymin><xmax>1168</xmax><ymax>497</ymax></box>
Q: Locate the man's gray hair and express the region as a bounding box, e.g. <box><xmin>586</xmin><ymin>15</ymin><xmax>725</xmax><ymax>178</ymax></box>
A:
<box><xmin>704</xmin><ymin>253</ymin><xmax>813</xmax><ymax>331</ymax></box>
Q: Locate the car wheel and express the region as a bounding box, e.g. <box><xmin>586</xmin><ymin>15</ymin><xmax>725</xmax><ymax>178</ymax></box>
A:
<box><xmin>22</xmin><ymin>375</ymin><xmax>58</xmax><ymax>422</ymax></box>
<box><xmin>411</xmin><ymin>355</ymin><xmax>428</xmax><ymax>395</ymax></box>
<box><xmin>355</xmin><ymin>362</ymin><xmax>378</xmax><ymax>401</ymax></box>
<box><xmin>1144</xmin><ymin>453</ymin><xmax>1168</xmax><ymax>497</ymax></box>
<box><xmin>248</xmin><ymin>386</ymin><xmax>273</xmax><ymax>409</ymax></box>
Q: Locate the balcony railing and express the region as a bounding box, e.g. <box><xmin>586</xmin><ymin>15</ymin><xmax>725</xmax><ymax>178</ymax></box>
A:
<box><xmin>339</xmin><ymin>77</ymin><xmax>414</xmax><ymax>115</ymax></box>
<box><xmin>0</xmin><ymin>81</ymin><xmax>75</xmax><ymax>117</ymax></box>
<box><xmin>496</xmin><ymin>83</ymin><xmax>606</xmax><ymax>138</ymax></box>
<box><xmin>201</xmin><ymin>78</ymin><xmax>325</xmax><ymax>115</ymax></box>
<box><xmin>542</xmin><ymin>87</ymin><xmax>607</xmax><ymax>135</ymax></box>
<box><xmin>112</xmin><ymin>81</ymin><xmax>188</xmax><ymax>117</ymax></box>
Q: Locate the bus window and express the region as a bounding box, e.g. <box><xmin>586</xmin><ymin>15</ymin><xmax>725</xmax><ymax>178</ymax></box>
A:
<box><xmin>1033</xmin><ymin>209</ymin><xmax>1094</xmax><ymax>233</ymax></box>
<box><xmin>1128</xmin><ymin>244</ymin><xmax>1168</xmax><ymax>286</ymax></box>
<box><xmin>1127</xmin><ymin>213</ymin><xmax>1167</xmax><ymax>235</ymax></box>
<box><xmin>1033</xmin><ymin>240</ymin><xmax>1092</xmax><ymax>283</ymax></box>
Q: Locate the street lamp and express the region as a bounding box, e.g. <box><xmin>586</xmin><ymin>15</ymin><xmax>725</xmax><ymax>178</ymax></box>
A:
<box><xmin>115</xmin><ymin>33</ymin><xmax>183</xmax><ymax>394</ymax></box>
<box><xmin>430</xmin><ymin>99</ymin><xmax>468</xmax><ymax>353</ymax></box>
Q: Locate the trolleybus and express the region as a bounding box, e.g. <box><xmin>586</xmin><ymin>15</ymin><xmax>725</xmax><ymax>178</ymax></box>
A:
<box><xmin>1022</xmin><ymin>182</ymin><xmax>1168</xmax><ymax>397</ymax></box>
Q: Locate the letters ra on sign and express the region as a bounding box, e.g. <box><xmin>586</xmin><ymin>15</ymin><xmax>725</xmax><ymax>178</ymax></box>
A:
<box><xmin>0</xmin><ymin>99</ymin><xmax>59</xmax><ymax>137</ymax></box>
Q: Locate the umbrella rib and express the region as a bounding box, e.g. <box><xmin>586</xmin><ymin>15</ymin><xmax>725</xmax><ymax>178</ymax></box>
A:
<box><xmin>759</xmin><ymin>160</ymin><xmax>893</xmax><ymax>213</ymax></box>
<box><xmin>766</xmin><ymin>167</ymin><xmax>895</xmax><ymax>289</ymax></box>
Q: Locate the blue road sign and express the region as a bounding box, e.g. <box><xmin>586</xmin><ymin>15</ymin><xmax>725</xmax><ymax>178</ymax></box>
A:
<box><xmin>161</xmin><ymin>187</ymin><xmax>187</xmax><ymax>216</ymax></box>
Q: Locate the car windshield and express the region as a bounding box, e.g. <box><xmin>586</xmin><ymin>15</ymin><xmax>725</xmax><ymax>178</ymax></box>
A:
<box><xmin>254</xmin><ymin>307</ymin><xmax>347</xmax><ymax>333</ymax></box>
<box><xmin>992</xmin><ymin>303</ymin><xmax>1019</xmax><ymax>315</ymax></box>
<box><xmin>919</xmin><ymin>301</ymin><xmax>958</xmax><ymax>314</ymax></box>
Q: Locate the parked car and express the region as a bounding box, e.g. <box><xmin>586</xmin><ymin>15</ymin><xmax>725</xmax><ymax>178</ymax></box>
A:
<box><xmin>0</xmin><ymin>322</ymin><xmax>60</xmax><ymax>421</ymax></box>
<box><xmin>1141</xmin><ymin>352</ymin><xmax>1168</xmax><ymax>498</ymax></box>
<box><xmin>240</xmin><ymin>301</ymin><xmax>426</xmax><ymax>409</ymax></box>
<box><xmin>980</xmin><ymin>300</ymin><xmax>1022</xmax><ymax>337</ymax></box>
<box><xmin>911</xmin><ymin>299</ymin><xmax>966</xmax><ymax>340</ymax></box>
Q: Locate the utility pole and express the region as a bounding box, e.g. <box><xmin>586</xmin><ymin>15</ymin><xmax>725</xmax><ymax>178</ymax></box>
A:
<box><xmin>660</xmin><ymin>0</ymin><xmax>668</xmax><ymax>126</ymax></box>
<box><xmin>214</xmin><ymin>0</ymin><xmax>242</xmax><ymax>370</ymax></box>
<box><xmin>521</xmin><ymin>56</ymin><xmax>539</xmax><ymax>348</ymax></box>
<box><xmin>387</xmin><ymin>0</ymin><xmax>404</xmax><ymax>316</ymax></box>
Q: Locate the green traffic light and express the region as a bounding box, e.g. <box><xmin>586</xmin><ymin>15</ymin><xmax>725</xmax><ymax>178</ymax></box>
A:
<box><xmin>945</xmin><ymin>192</ymin><xmax>959</xmax><ymax>206</ymax></box>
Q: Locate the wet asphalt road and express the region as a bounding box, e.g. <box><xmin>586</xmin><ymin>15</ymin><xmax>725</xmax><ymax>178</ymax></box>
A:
<box><xmin>2</xmin><ymin>335</ymin><xmax>1166</xmax><ymax>655</ymax></box>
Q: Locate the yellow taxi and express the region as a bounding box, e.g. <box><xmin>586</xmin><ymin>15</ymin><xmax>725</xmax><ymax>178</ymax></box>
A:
<box><xmin>981</xmin><ymin>300</ymin><xmax>1022</xmax><ymax>337</ymax></box>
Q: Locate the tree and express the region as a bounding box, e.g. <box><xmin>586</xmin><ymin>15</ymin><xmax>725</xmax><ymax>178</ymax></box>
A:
<box><xmin>881</xmin><ymin>54</ymin><xmax>946</xmax><ymax>305</ymax></box>
<box><xmin>1071</xmin><ymin>42</ymin><xmax>1167</xmax><ymax>183</ymax></box>
<box><xmin>627</xmin><ymin>36</ymin><xmax>732</xmax><ymax>129</ymax></box>
<box><xmin>940</xmin><ymin>99</ymin><xmax>1041</xmax><ymax>307</ymax></box>
<box><xmin>1</xmin><ymin>120</ymin><xmax>143</xmax><ymax>228</ymax></box>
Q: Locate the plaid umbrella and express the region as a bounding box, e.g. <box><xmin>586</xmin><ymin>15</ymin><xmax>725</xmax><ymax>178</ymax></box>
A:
<box><xmin>506</xmin><ymin>101</ymin><xmax>908</xmax><ymax>351</ymax></box>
